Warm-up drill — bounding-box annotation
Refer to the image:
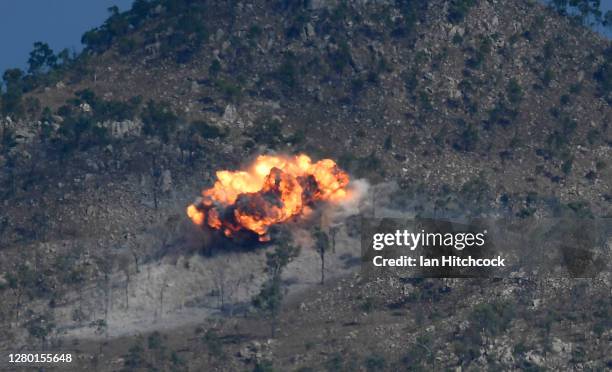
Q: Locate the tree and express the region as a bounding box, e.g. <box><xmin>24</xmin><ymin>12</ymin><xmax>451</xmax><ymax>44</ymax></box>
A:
<box><xmin>27</xmin><ymin>312</ymin><xmax>55</xmax><ymax>349</ymax></box>
<box><xmin>1</xmin><ymin>69</ymin><xmax>24</xmax><ymax>118</ymax></box>
<box><xmin>2</xmin><ymin>68</ymin><xmax>23</xmax><ymax>90</ymax></box>
<box><xmin>117</xmin><ymin>253</ymin><xmax>133</xmax><ymax>309</ymax></box>
<box><xmin>27</xmin><ymin>42</ymin><xmax>57</xmax><ymax>75</ymax></box>
<box><xmin>252</xmin><ymin>275</ymin><xmax>283</xmax><ymax>338</ymax></box>
<box><xmin>94</xmin><ymin>254</ymin><xmax>114</xmax><ymax>329</ymax></box>
<box><xmin>56</xmin><ymin>48</ymin><xmax>71</xmax><ymax>66</ymax></box>
<box><xmin>548</xmin><ymin>0</ymin><xmax>607</xmax><ymax>26</ymax></box>
<box><xmin>604</xmin><ymin>11</ymin><xmax>612</xmax><ymax>29</ymax></box>
<box><xmin>252</xmin><ymin>237</ymin><xmax>299</xmax><ymax>337</ymax></box>
<box><xmin>264</xmin><ymin>237</ymin><xmax>300</xmax><ymax>279</ymax></box>
<box><xmin>329</xmin><ymin>225</ymin><xmax>340</xmax><ymax>253</ymax></box>
<box><xmin>141</xmin><ymin>100</ymin><xmax>178</xmax><ymax>143</ymax></box>
<box><xmin>314</xmin><ymin>227</ymin><xmax>330</xmax><ymax>284</ymax></box>
<box><xmin>202</xmin><ymin>329</ymin><xmax>225</xmax><ymax>364</ymax></box>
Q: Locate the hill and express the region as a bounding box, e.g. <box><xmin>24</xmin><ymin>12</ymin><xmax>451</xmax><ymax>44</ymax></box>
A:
<box><xmin>0</xmin><ymin>0</ymin><xmax>610</xmax><ymax>371</ymax></box>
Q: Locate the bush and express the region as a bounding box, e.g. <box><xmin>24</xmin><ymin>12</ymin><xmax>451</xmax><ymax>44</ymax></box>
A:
<box><xmin>215</xmin><ymin>79</ymin><xmax>242</xmax><ymax>102</ymax></box>
<box><xmin>488</xmin><ymin>101</ymin><xmax>518</xmax><ymax>127</ymax></box>
<box><xmin>561</xmin><ymin>157</ymin><xmax>573</xmax><ymax>175</ymax></box>
<box><xmin>141</xmin><ymin>100</ymin><xmax>178</xmax><ymax>142</ymax></box>
<box><xmin>248</xmin><ymin>116</ymin><xmax>283</xmax><ymax>148</ymax></box>
<box><xmin>507</xmin><ymin>78</ymin><xmax>523</xmax><ymax>104</ymax></box>
<box><xmin>325</xmin><ymin>352</ymin><xmax>344</xmax><ymax>371</ymax></box>
<box><xmin>124</xmin><ymin>341</ymin><xmax>145</xmax><ymax>368</ymax></box>
<box><xmin>274</xmin><ymin>55</ymin><xmax>298</xmax><ymax>88</ymax></box>
<box><xmin>453</xmin><ymin>123</ymin><xmax>478</xmax><ymax>152</ymax></box>
<box><xmin>364</xmin><ymin>354</ymin><xmax>386</xmax><ymax>371</ymax></box>
<box><xmin>541</xmin><ymin>68</ymin><xmax>554</xmax><ymax>87</ymax></box>
<box><xmin>328</xmin><ymin>41</ymin><xmax>352</xmax><ymax>73</ymax></box>
<box><xmin>57</xmin><ymin>115</ymin><xmax>110</xmax><ymax>153</ymax></box>
<box><xmin>191</xmin><ymin>121</ymin><xmax>226</xmax><ymax>139</ymax></box>
<box><xmin>465</xmin><ymin>50</ymin><xmax>484</xmax><ymax>69</ymax></box>
<box><xmin>448</xmin><ymin>0</ymin><xmax>477</xmax><ymax>24</ymax></box>
<box><xmin>71</xmin><ymin>89</ymin><xmax>140</xmax><ymax>122</ymax></box>
<box><xmin>209</xmin><ymin>60</ymin><xmax>221</xmax><ymax>76</ymax></box>
<box><xmin>469</xmin><ymin>301</ymin><xmax>514</xmax><ymax>336</ymax></box>
<box><xmin>594</xmin><ymin>47</ymin><xmax>611</xmax><ymax>102</ymax></box>
<box><xmin>253</xmin><ymin>360</ymin><xmax>274</xmax><ymax>372</ymax></box>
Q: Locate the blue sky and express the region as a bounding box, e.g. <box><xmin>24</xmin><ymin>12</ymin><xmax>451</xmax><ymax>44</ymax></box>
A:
<box><xmin>0</xmin><ymin>0</ymin><xmax>132</xmax><ymax>74</ymax></box>
<box><xmin>0</xmin><ymin>0</ymin><xmax>610</xmax><ymax>77</ymax></box>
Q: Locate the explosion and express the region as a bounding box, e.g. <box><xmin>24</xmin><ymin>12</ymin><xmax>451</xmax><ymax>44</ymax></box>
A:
<box><xmin>187</xmin><ymin>154</ymin><xmax>350</xmax><ymax>241</ymax></box>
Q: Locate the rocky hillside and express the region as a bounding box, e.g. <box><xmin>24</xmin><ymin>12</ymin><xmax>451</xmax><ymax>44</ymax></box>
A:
<box><xmin>0</xmin><ymin>0</ymin><xmax>610</xmax><ymax>370</ymax></box>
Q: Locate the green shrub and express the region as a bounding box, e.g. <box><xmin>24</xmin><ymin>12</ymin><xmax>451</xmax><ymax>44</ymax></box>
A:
<box><xmin>488</xmin><ymin>101</ymin><xmax>518</xmax><ymax>127</ymax></box>
<box><xmin>248</xmin><ymin>116</ymin><xmax>283</xmax><ymax>148</ymax></box>
<box><xmin>594</xmin><ymin>48</ymin><xmax>611</xmax><ymax>102</ymax></box>
<box><xmin>448</xmin><ymin>0</ymin><xmax>477</xmax><ymax>24</ymax></box>
<box><xmin>191</xmin><ymin>120</ymin><xmax>226</xmax><ymax>139</ymax></box>
<box><xmin>215</xmin><ymin>79</ymin><xmax>242</xmax><ymax>102</ymax></box>
<box><xmin>507</xmin><ymin>78</ymin><xmax>523</xmax><ymax>104</ymax></box>
<box><xmin>364</xmin><ymin>354</ymin><xmax>386</xmax><ymax>371</ymax></box>
<box><xmin>124</xmin><ymin>341</ymin><xmax>145</xmax><ymax>368</ymax></box>
<box><xmin>253</xmin><ymin>360</ymin><xmax>274</xmax><ymax>372</ymax></box>
<box><xmin>209</xmin><ymin>60</ymin><xmax>221</xmax><ymax>76</ymax></box>
<box><xmin>361</xmin><ymin>297</ymin><xmax>375</xmax><ymax>312</ymax></box>
<box><xmin>328</xmin><ymin>41</ymin><xmax>352</xmax><ymax>73</ymax></box>
<box><xmin>561</xmin><ymin>157</ymin><xmax>573</xmax><ymax>175</ymax></box>
<box><xmin>541</xmin><ymin>68</ymin><xmax>554</xmax><ymax>87</ymax></box>
<box><xmin>452</xmin><ymin>33</ymin><xmax>463</xmax><ymax>45</ymax></box>
<box><xmin>141</xmin><ymin>100</ymin><xmax>178</xmax><ymax>142</ymax></box>
<box><xmin>325</xmin><ymin>352</ymin><xmax>344</xmax><ymax>371</ymax></box>
<box><xmin>274</xmin><ymin>56</ymin><xmax>298</xmax><ymax>88</ymax></box>
<box><xmin>469</xmin><ymin>301</ymin><xmax>515</xmax><ymax>336</ymax></box>
<box><xmin>453</xmin><ymin>123</ymin><xmax>478</xmax><ymax>152</ymax></box>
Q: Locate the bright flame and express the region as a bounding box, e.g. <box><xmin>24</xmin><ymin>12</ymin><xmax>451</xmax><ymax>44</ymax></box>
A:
<box><xmin>187</xmin><ymin>154</ymin><xmax>350</xmax><ymax>240</ymax></box>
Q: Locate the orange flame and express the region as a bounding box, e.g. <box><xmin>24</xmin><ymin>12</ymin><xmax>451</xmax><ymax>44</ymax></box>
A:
<box><xmin>187</xmin><ymin>154</ymin><xmax>349</xmax><ymax>241</ymax></box>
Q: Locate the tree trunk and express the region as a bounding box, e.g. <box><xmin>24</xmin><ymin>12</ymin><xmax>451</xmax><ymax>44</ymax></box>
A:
<box><xmin>320</xmin><ymin>251</ymin><xmax>325</xmax><ymax>285</ymax></box>
<box><xmin>125</xmin><ymin>274</ymin><xmax>129</xmax><ymax>309</ymax></box>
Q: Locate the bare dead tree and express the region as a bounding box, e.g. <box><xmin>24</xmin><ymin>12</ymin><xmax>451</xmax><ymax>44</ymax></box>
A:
<box><xmin>212</xmin><ymin>260</ymin><xmax>228</xmax><ymax>311</ymax></box>
<box><xmin>95</xmin><ymin>254</ymin><xmax>114</xmax><ymax>326</ymax></box>
<box><xmin>158</xmin><ymin>275</ymin><xmax>169</xmax><ymax>321</ymax></box>
<box><xmin>117</xmin><ymin>253</ymin><xmax>132</xmax><ymax>309</ymax></box>
<box><xmin>329</xmin><ymin>225</ymin><xmax>340</xmax><ymax>253</ymax></box>
<box><xmin>149</xmin><ymin>152</ymin><xmax>162</xmax><ymax>210</ymax></box>
<box><xmin>314</xmin><ymin>227</ymin><xmax>330</xmax><ymax>285</ymax></box>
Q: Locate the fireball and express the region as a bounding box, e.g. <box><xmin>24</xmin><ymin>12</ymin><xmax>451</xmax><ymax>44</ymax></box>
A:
<box><xmin>187</xmin><ymin>154</ymin><xmax>350</xmax><ymax>241</ymax></box>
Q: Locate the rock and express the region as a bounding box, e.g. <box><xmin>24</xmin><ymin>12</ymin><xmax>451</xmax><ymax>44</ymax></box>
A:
<box><xmin>102</xmin><ymin>120</ymin><xmax>142</xmax><ymax>138</ymax></box>
<box><xmin>190</xmin><ymin>80</ymin><xmax>200</xmax><ymax>93</ymax></box>
<box><xmin>449</xmin><ymin>87</ymin><xmax>462</xmax><ymax>99</ymax></box>
<box><xmin>221</xmin><ymin>104</ymin><xmax>245</xmax><ymax>128</ymax></box>
<box><xmin>305</xmin><ymin>23</ymin><xmax>316</xmax><ymax>39</ymax></box>
<box><xmin>86</xmin><ymin>206</ymin><xmax>96</xmax><ymax>216</ymax></box>
<box><xmin>450</xmin><ymin>25</ymin><xmax>465</xmax><ymax>37</ymax></box>
<box><xmin>525</xmin><ymin>351</ymin><xmax>544</xmax><ymax>366</ymax></box>
<box><xmin>491</xmin><ymin>16</ymin><xmax>499</xmax><ymax>28</ymax></box>
<box><xmin>80</xmin><ymin>103</ymin><xmax>92</xmax><ymax>112</ymax></box>
<box><xmin>0</xmin><ymin>273</ymin><xmax>8</xmax><ymax>287</ymax></box>
<box><xmin>551</xmin><ymin>338</ymin><xmax>571</xmax><ymax>354</ymax></box>
<box><xmin>14</xmin><ymin>126</ymin><xmax>36</xmax><ymax>144</ymax></box>
<box><xmin>215</xmin><ymin>28</ymin><xmax>225</xmax><ymax>41</ymax></box>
